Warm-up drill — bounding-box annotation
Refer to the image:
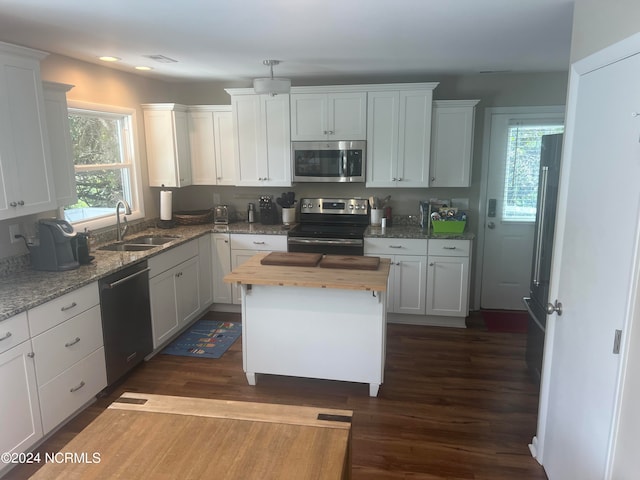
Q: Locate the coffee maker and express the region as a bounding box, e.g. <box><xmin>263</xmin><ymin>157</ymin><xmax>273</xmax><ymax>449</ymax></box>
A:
<box><xmin>29</xmin><ymin>219</ymin><xmax>80</xmax><ymax>271</ymax></box>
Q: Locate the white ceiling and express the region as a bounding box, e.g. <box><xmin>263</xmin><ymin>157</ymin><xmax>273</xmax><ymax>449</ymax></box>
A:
<box><xmin>0</xmin><ymin>0</ymin><xmax>574</xmax><ymax>84</ymax></box>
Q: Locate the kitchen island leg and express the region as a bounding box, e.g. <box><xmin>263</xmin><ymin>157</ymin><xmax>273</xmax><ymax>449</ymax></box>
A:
<box><xmin>246</xmin><ymin>372</ymin><xmax>256</xmax><ymax>385</ymax></box>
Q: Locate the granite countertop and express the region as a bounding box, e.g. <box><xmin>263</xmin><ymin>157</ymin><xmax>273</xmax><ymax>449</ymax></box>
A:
<box><xmin>0</xmin><ymin>220</ymin><xmax>474</xmax><ymax>322</ymax></box>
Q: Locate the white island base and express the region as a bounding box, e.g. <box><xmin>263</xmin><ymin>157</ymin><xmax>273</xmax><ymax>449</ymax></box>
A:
<box><xmin>240</xmin><ymin>284</ymin><xmax>387</xmax><ymax>397</ymax></box>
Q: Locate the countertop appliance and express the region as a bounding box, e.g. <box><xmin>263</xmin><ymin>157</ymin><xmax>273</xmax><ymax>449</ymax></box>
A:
<box><xmin>523</xmin><ymin>133</ymin><xmax>563</xmax><ymax>382</ymax></box>
<box><xmin>29</xmin><ymin>219</ymin><xmax>80</xmax><ymax>271</ymax></box>
<box><xmin>287</xmin><ymin>197</ymin><xmax>369</xmax><ymax>255</ymax></box>
<box><xmin>292</xmin><ymin>141</ymin><xmax>366</xmax><ymax>183</ymax></box>
<box><xmin>214</xmin><ymin>205</ymin><xmax>231</xmax><ymax>224</ymax></box>
<box><xmin>99</xmin><ymin>261</ymin><xmax>153</xmax><ymax>387</ymax></box>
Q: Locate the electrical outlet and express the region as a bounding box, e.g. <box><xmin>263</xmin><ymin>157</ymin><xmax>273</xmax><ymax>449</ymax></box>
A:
<box><xmin>9</xmin><ymin>224</ymin><xmax>20</xmax><ymax>244</ymax></box>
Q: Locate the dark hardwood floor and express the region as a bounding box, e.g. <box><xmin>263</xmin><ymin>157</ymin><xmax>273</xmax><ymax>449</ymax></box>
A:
<box><xmin>6</xmin><ymin>312</ymin><xmax>548</xmax><ymax>479</ymax></box>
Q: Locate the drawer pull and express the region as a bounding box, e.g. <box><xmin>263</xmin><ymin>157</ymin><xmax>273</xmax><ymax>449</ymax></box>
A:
<box><xmin>60</xmin><ymin>302</ymin><xmax>78</xmax><ymax>312</ymax></box>
<box><xmin>70</xmin><ymin>380</ymin><xmax>86</xmax><ymax>393</ymax></box>
<box><xmin>443</xmin><ymin>246</ymin><xmax>457</xmax><ymax>250</ymax></box>
<box><xmin>0</xmin><ymin>332</ymin><xmax>12</xmax><ymax>342</ymax></box>
<box><xmin>389</xmin><ymin>245</ymin><xmax>402</xmax><ymax>249</ymax></box>
<box><xmin>253</xmin><ymin>241</ymin><xmax>266</xmax><ymax>245</ymax></box>
<box><xmin>65</xmin><ymin>337</ymin><xmax>81</xmax><ymax>348</ymax></box>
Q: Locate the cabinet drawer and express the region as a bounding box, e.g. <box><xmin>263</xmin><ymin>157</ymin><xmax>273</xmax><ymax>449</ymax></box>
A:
<box><xmin>0</xmin><ymin>312</ymin><xmax>29</xmax><ymax>355</ymax></box>
<box><xmin>28</xmin><ymin>282</ymin><xmax>99</xmax><ymax>336</ymax></box>
<box><xmin>230</xmin><ymin>234</ymin><xmax>287</xmax><ymax>251</ymax></box>
<box><xmin>364</xmin><ymin>238</ymin><xmax>427</xmax><ymax>256</ymax></box>
<box><xmin>428</xmin><ymin>239</ymin><xmax>470</xmax><ymax>257</ymax></box>
<box><xmin>32</xmin><ymin>305</ymin><xmax>103</xmax><ymax>386</ymax></box>
<box><xmin>38</xmin><ymin>347</ymin><xmax>107</xmax><ymax>434</ymax></box>
<box><xmin>149</xmin><ymin>239</ymin><xmax>198</xmax><ymax>277</ymax></box>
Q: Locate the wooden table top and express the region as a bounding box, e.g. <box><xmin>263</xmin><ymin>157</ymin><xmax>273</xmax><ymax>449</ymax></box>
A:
<box><xmin>224</xmin><ymin>252</ymin><xmax>390</xmax><ymax>291</ymax></box>
<box><xmin>29</xmin><ymin>393</ymin><xmax>353</xmax><ymax>480</ymax></box>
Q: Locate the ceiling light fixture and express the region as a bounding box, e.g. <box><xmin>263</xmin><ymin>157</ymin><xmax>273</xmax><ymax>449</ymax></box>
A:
<box><xmin>135</xmin><ymin>66</ymin><xmax>153</xmax><ymax>71</ymax></box>
<box><xmin>99</xmin><ymin>56</ymin><xmax>120</xmax><ymax>62</ymax></box>
<box><xmin>253</xmin><ymin>59</ymin><xmax>291</xmax><ymax>96</ymax></box>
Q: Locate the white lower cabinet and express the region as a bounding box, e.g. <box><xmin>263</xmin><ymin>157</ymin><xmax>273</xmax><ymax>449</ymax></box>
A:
<box><xmin>230</xmin><ymin>234</ymin><xmax>287</xmax><ymax>304</ymax></box>
<box><xmin>426</xmin><ymin>240</ymin><xmax>471</xmax><ymax>318</ymax></box>
<box><xmin>0</xmin><ymin>313</ymin><xmax>42</xmax><ymax>468</ymax></box>
<box><xmin>212</xmin><ymin>233</ymin><xmax>232</xmax><ymax>304</ymax></box>
<box><xmin>364</xmin><ymin>238</ymin><xmax>428</xmax><ymax>315</ymax></box>
<box><xmin>198</xmin><ymin>234</ymin><xmax>213</xmax><ymax>308</ymax></box>
<box><xmin>148</xmin><ymin>239</ymin><xmax>203</xmax><ymax>349</ymax></box>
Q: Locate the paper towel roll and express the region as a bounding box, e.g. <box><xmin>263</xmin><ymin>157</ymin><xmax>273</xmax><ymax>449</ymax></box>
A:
<box><xmin>160</xmin><ymin>190</ymin><xmax>172</xmax><ymax>220</ymax></box>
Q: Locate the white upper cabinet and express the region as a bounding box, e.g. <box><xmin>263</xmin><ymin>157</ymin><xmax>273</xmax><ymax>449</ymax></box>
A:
<box><xmin>188</xmin><ymin>106</ymin><xmax>235</xmax><ymax>185</ymax></box>
<box><xmin>290</xmin><ymin>91</ymin><xmax>367</xmax><ymax>141</ymax></box>
<box><xmin>142</xmin><ymin>104</ymin><xmax>192</xmax><ymax>187</ymax></box>
<box><xmin>429</xmin><ymin>100</ymin><xmax>479</xmax><ymax>187</ymax></box>
<box><xmin>0</xmin><ymin>42</ymin><xmax>57</xmax><ymax>220</ymax></box>
<box><xmin>366</xmin><ymin>84</ymin><xmax>438</xmax><ymax>188</ymax></box>
<box><xmin>43</xmin><ymin>82</ymin><xmax>77</xmax><ymax>207</ymax></box>
<box><xmin>227</xmin><ymin>90</ymin><xmax>291</xmax><ymax>187</ymax></box>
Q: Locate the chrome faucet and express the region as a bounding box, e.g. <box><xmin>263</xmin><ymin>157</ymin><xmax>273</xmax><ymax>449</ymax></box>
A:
<box><xmin>116</xmin><ymin>200</ymin><xmax>132</xmax><ymax>241</ymax></box>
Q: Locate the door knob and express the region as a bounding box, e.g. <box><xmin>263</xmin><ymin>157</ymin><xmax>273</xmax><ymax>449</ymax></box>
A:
<box><xmin>487</xmin><ymin>221</ymin><xmax>495</xmax><ymax>229</ymax></box>
<box><xmin>546</xmin><ymin>300</ymin><xmax>563</xmax><ymax>316</ymax></box>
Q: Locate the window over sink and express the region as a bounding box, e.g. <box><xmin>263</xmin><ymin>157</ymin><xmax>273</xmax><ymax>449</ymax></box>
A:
<box><xmin>63</xmin><ymin>101</ymin><xmax>144</xmax><ymax>230</ymax></box>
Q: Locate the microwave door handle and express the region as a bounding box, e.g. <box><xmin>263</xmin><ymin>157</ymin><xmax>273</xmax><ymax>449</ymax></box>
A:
<box><xmin>341</xmin><ymin>152</ymin><xmax>347</xmax><ymax>176</ymax></box>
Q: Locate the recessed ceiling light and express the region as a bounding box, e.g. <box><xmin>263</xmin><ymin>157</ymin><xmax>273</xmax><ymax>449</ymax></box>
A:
<box><xmin>135</xmin><ymin>66</ymin><xmax>153</xmax><ymax>71</ymax></box>
<box><xmin>99</xmin><ymin>56</ymin><xmax>120</xmax><ymax>62</ymax></box>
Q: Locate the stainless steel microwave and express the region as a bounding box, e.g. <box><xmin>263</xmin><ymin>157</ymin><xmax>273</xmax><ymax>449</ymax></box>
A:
<box><xmin>292</xmin><ymin>141</ymin><xmax>366</xmax><ymax>183</ymax></box>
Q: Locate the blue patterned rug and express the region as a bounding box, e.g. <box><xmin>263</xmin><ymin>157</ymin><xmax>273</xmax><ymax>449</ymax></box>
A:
<box><xmin>162</xmin><ymin>319</ymin><xmax>241</xmax><ymax>358</ymax></box>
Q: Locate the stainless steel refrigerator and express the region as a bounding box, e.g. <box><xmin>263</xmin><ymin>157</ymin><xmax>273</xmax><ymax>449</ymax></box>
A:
<box><xmin>523</xmin><ymin>133</ymin><xmax>563</xmax><ymax>382</ymax></box>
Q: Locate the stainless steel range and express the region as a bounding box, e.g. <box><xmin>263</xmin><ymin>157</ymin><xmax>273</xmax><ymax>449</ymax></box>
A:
<box><xmin>287</xmin><ymin>197</ymin><xmax>369</xmax><ymax>255</ymax></box>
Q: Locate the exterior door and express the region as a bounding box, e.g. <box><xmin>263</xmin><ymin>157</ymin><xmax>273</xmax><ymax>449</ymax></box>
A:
<box><xmin>537</xmin><ymin>51</ymin><xmax>640</xmax><ymax>479</ymax></box>
<box><xmin>480</xmin><ymin>108</ymin><xmax>564</xmax><ymax>310</ymax></box>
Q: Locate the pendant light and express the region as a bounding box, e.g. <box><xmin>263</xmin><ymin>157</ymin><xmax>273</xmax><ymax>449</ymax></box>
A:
<box><xmin>253</xmin><ymin>59</ymin><xmax>291</xmax><ymax>96</ymax></box>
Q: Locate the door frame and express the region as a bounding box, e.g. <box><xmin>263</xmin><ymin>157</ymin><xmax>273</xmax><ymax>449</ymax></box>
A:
<box><xmin>535</xmin><ymin>32</ymin><xmax>640</xmax><ymax>478</ymax></box>
<box><xmin>474</xmin><ymin>106</ymin><xmax>565</xmax><ymax>311</ymax></box>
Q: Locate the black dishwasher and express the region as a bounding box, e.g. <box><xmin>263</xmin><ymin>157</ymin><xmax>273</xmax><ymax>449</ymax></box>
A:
<box><xmin>99</xmin><ymin>260</ymin><xmax>153</xmax><ymax>386</ymax></box>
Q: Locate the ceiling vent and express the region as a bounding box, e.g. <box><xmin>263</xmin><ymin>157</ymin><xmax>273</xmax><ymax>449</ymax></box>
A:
<box><xmin>143</xmin><ymin>54</ymin><xmax>178</xmax><ymax>64</ymax></box>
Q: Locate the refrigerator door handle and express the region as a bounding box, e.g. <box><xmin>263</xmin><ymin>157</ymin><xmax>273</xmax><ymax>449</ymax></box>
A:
<box><xmin>523</xmin><ymin>297</ymin><xmax>546</xmax><ymax>331</ymax></box>
<box><xmin>533</xmin><ymin>166</ymin><xmax>549</xmax><ymax>286</ymax></box>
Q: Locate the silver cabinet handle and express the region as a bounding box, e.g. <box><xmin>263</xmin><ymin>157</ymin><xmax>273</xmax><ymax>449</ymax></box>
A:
<box><xmin>28</xmin><ymin>352</ymin><xmax>35</xmax><ymax>358</ymax></box>
<box><xmin>60</xmin><ymin>302</ymin><xmax>77</xmax><ymax>312</ymax></box>
<box><xmin>65</xmin><ymin>337</ymin><xmax>81</xmax><ymax>348</ymax></box>
<box><xmin>443</xmin><ymin>246</ymin><xmax>457</xmax><ymax>250</ymax></box>
<box><xmin>9</xmin><ymin>202</ymin><xmax>17</xmax><ymax>207</ymax></box>
<box><xmin>429</xmin><ymin>263</ymin><xmax>435</xmax><ymax>266</ymax></box>
<box><xmin>17</xmin><ymin>200</ymin><xmax>24</xmax><ymax>206</ymax></box>
<box><xmin>0</xmin><ymin>332</ymin><xmax>12</xmax><ymax>342</ymax></box>
<box><xmin>253</xmin><ymin>241</ymin><xmax>266</xmax><ymax>245</ymax></box>
<box><xmin>389</xmin><ymin>245</ymin><xmax>402</xmax><ymax>249</ymax></box>
<box><xmin>70</xmin><ymin>381</ymin><xmax>86</xmax><ymax>393</ymax></box>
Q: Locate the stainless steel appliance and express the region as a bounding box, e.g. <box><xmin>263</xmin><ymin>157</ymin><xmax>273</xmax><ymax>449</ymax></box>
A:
<box><xmin>214</xmin><ymin>205</ymin><xmax>230</xmax><ymax>224</ymax></box>
<box><xmin>292</xmin><ymin>141</ymin><xmax>366</xmax><ymax>183</ymax></box>
<box><xmin>523</xmin><ymin>133</ymin><xmax>563</xmax><ymax>381</ymax></box>
<box><xmin>287</xmin><ymin>197</ymin><xmax>369</xmax><ymax>255</ymax></box>
<box><xmin>29</xmin><ymin>219</ymin><xmax>80</xmax><ymax>271</ymax></box>
<box><xmin>99</xmin><ymin>261</ymin><xmax>153</xmax><ymax>387</ymax></box>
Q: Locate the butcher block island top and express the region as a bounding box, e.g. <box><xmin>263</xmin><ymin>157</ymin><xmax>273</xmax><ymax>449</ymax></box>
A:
<box><xmin>224</xmin><ymin>252</ymin><xmax>391</xmax><ymax>291</ymax></box>
<box><xmin>29</xmin><ymin>392</ymin><xmax>353</xmax><ymax>480</ymax></box>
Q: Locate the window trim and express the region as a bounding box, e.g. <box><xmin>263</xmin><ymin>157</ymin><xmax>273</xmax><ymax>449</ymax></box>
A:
<box><xmin>63</xmin><ymin>100</ymin><xmax>145</xmax><ymax>231</ymax></box>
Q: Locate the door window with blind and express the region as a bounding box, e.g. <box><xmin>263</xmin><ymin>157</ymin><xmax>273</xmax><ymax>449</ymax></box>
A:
<box><xmin>63</xmin><ymin>102</ymin><xmax>144</xmax><ymax>229</ymax></box>
<box><xmin>503</xmin><ymin>123</ymin><xmax>564</xmax><ymax>222</ymax></box>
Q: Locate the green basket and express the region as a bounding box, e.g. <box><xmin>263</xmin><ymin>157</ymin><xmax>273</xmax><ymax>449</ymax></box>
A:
<box><xmin>431</xmin><ymin>220</ymin><xmax>466</xmax><ymax>234</ymax></box>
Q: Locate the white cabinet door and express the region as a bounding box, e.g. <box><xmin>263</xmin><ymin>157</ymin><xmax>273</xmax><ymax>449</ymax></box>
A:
<box><xmin>212</xmin><ymin>233</ymin><xmax>232</xmax><ymax>304</ymax></box>
<box><xmin>426</xmin><ymin>256</ymin><xmax>470</xmax><ymax>317</ymax></box>
<box><xmin>394</xmin><ymin>255</ymin><xmax>427</xmax><ymax>315</ymax></box>
<box><xmin>175</xmin><ymin>256</ymin><xmax>200</xmax><ymax>326</ymax></box>
<box><xmin>149</xmin><ymin>268</ymin><xmax>180</xmax><ymax>348</ymax></box>
<box><xmin>232</xmin><ymin>93</ymin><xmax>291</xmax><ymax>187</ymax></box>
<box><xmin>143</xmin><ymin>104</ymin><xmax>192</xmax><ymax>187</ymax></box>
<box><xmin>366</xmin><ymin>89</ymin><xmax>434</xmax><ymax>188</ymax></box>
<box><xmin>188</xmin><ymin>107</ymin><xmax>235</xmax><ymax>185</ymax></box>
<box><xmin>198</xmin><ymin>234</ymin><xmax>213</xmax><ymax>308</ymax></box>
<box><xmin>0</xmin><ymin>45</ymin><xmax>56</xmax><ymax>220</ymax></box>
<box><xmin>430</xmin><ymin>100</ymin><xmax>479</xmax><ymax>187</ymax></box>
<box><xmin>0</xmin><ymin>338</ymin><xmax>42</xmax><ymax>459</ymax></box>
<box><xmin>43</xmin><ymin>82</ymin><xmax>77</xmax><ymax>207</ymax></box>
<box><xmin>290</xmin><ymin>92</ymin><xmax>367</xmax><ymax>141</ymax></box>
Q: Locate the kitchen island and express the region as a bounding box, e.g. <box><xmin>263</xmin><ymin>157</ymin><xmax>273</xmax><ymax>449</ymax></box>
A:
<box><xmin>224</xmin><ymin>252</ymin><xmax>391</xmax><ymax>396</ymax></box>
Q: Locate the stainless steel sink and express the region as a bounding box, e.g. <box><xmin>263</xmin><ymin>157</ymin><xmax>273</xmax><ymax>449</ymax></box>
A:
<box><xmin>126</xmin><ymin>235</ymin><xmax>178</xmax><ymax>245</ymax></box>
<box><xmin>98</xmin><ymin>243</ymin><xmax>157</xmax><ymax>252</ymax></box>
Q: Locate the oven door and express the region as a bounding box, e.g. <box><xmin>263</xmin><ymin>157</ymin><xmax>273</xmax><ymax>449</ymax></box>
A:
<box><xmin>287</xmin><ymin>237</ymin><xmax>364</xmax><ymax>256</ymax></box>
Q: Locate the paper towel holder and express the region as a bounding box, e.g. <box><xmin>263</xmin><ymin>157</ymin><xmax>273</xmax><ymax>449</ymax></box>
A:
<box><xmin>157</xmin><ymin>185</ymin><xmax>176</xmax><ymax>229</ymax></box>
